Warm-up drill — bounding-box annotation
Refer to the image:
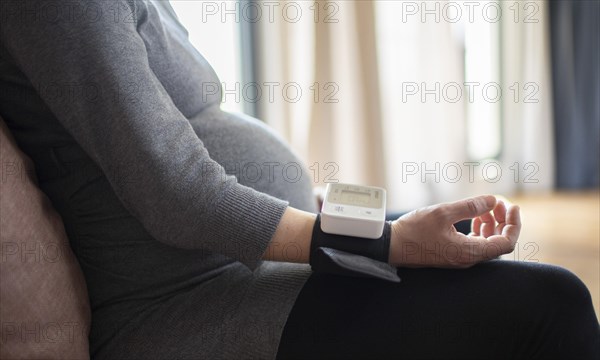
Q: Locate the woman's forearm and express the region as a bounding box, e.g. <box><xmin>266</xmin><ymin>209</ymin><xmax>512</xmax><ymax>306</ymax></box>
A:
<box><xmin>266</xmin><ymin>195</ymin><xmax>521</xmax><ymax>268</ymax></box>
<box><xmin>263</xmin><ymin>207</ymin><xmax>316</xmax><ymax>263</ymax></box>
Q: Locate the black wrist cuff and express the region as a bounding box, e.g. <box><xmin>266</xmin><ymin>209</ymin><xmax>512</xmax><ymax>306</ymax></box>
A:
<box><xmin>309</xmin><ymin>214</ymin><xmax>400</xmax><ymax>282</ymax></box>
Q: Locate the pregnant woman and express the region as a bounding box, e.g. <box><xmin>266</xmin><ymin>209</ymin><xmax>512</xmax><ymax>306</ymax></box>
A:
<box><xmin>1</xmin><ymin>1</ymin><xmax>598</xmax><ymax>359</ymax></box>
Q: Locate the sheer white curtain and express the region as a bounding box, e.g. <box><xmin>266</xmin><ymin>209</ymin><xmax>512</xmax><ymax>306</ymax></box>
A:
<box><xmin>375</xmin><ymin>1</ymin><xmax>468</xmax><ymax>210</ymax></box>
<box><xmin>255</xmin><ymin>0</ymin><xmax>554</xmax><ymax>211</ymax></box>
<box><xmin>499</xmin><ymin>1</ymin><xmax>555</xmax><ymax>194</ymax></box>
<box><xmin>256</xmin><ymin>1</ymin><xmax>385</xmax><ymax>187</ymax></box>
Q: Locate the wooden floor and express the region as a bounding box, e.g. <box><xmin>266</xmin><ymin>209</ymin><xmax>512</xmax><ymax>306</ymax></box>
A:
<box><xmin>502</xmin><ymin>191</ymin><xmax>599</xmax><ymax>320</ymax></box>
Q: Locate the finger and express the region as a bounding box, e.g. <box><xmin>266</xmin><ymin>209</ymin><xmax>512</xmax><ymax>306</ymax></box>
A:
<box><xmin>471</xmin><ymin>216</ymin><xmax>482</xmax><ymax>236</ymax></box>
<box><xmin>481</xmin><ymin>235</ymin><xmax>516</xmax><ymax>259</ymax></box>
<box><xmin>479</xmin><ymin>210</ymin><xmax>495</xmax><ymax>224</ymax></box>
<box><xmin>458</xmin><ymin>234</ymin><xmax>506</xmax><ymax>264</ymax></box>
<box><xmin>503</xmin><ymin>205</ymin><xmax>521</xmax><ymax>240</ymax></box>
<box><xmin>492</xmin><ymin>200</ymin><xmax>507</xmax><ymax>224</ymax></box>
<box><xmin>506</xmin><ymin>204</ymin><xmax>521</xmax><ymax>226</ymax></box>
<box><xmin>478</xmin><ymin>207</ymin><xmax>496</xmax><ymax>237</ymax></box>
<box><xmin>482</xmin><ymin>206</ymin><xmax>521</xmax><ymax>258</ymax></box>
<box><xmin>443</xmin><ymin>195</ymin><xmax>497</xmax><ymax>223</ymax></box>
<box><xmin>481</xmin><ymin>214</ymin><xmax>496</xmax><ymax>238</ymax></box>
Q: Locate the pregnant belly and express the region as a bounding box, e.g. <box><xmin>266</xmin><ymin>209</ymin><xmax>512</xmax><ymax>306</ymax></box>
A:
<box><xmin>189</xmin><ymin>107</ymin><xmax>317</xmax><ymax>213</ymax></box>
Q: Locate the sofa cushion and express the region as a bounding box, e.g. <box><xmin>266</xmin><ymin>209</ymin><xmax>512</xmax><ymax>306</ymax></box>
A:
<box><xmin>0</xmin><ymin>117</ymin><xmax>91</xmax><ymax>359</ymax></box>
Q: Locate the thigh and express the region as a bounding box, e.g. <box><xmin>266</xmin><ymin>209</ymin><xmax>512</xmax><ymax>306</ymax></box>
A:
<box><xmin>277</xmin><ymin>260</ymin><xmax>599</xmax><ymax>360</ymax></box>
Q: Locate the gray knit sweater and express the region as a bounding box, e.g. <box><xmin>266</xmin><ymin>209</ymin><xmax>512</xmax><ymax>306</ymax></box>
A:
<box><xmin>0</xmin><ymin>1</ymin><xmax>315</xmax><ymax>358</ymax></box>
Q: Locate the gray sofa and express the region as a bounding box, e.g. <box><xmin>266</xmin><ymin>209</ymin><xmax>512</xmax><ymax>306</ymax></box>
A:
<box><xmin>0</xmin><ymin>117</ymin><xmax>91</xmax><ymax>359</ymax></box>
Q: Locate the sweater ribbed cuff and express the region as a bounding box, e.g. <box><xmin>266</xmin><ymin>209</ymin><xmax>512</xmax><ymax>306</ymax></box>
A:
<box><xmin>209</xmin><ymin>183</ymin><xmax>289</xmax><ymax>270</ymax></box>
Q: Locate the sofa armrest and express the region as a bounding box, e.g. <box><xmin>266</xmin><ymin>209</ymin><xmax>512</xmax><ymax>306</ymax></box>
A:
<box><xmin>0</xmin><ymin>117</ymin><xmax>91</xmax><ymax>359</ymax></box>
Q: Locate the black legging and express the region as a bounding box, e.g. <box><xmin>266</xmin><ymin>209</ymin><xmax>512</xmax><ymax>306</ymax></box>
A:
<box><xmin>277</xmin><ymin>218</ymin><xmax>600</xmax><ymax>360</ymax></box>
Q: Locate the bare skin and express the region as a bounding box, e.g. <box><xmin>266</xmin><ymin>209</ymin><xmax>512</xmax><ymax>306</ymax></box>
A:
<box><xmin>263</xmin><ymin>195</ymin><xmax>522</xmax><ymax>268</ymax></box>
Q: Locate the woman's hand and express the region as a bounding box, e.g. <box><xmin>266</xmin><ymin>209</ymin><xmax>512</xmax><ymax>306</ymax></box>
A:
<box><xmin>389</xmin><ymin>195</ymin><xmax>521</xmax><ymax>268</ymax></box>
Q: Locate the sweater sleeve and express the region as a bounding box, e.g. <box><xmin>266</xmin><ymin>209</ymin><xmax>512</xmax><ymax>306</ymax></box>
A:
<box><xmin>0</xmin><ymin>0</ymin><xmax>288</xmax><ymax>269</ymax></box>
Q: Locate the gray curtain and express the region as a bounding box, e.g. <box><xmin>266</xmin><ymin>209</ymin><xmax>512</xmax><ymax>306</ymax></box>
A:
<box><xmin>550</xmin><ymin>0</ymin><xmax>600</xmax><ymax>188</ymax></box>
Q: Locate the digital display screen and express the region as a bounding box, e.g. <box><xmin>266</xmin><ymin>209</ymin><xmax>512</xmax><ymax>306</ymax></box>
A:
<box><xmin>327</xmin><ymin>184</ymin><xmax>383</xmax><ymax>209</ymax></box>
<box><xmin>340</xmin><ymin>190</ymin><xmax>371</xmax><ymax>205</ymax></box>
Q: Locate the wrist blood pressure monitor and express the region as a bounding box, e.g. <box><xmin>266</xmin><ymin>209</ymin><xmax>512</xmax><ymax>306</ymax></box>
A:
<box><xmin>320</xmin><ymin>183</ymin><xmax>387</xmax><ymax>239</ymax></box>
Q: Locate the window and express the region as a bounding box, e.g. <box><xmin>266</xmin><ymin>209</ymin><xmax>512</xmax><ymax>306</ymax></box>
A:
<box><xmin>170</xmin><ymin>1</ymin><xmax>244</xmax><ymax>114</ymax></box>
<box><xmin>463</xmin><ymin>1</ymin><xmax>502</xmax><ymax>160</ymax></box>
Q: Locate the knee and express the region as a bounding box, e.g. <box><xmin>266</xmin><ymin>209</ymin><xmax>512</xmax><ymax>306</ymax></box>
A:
<box><xmin>525</xmin><ymin>263</ymin><xmax>594</xmax><ymax>312</ymax></box>
<box><xmin>521</xmin><ymin>263</ymin><xmax>600</xmax><ymax>358</ymax></box>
